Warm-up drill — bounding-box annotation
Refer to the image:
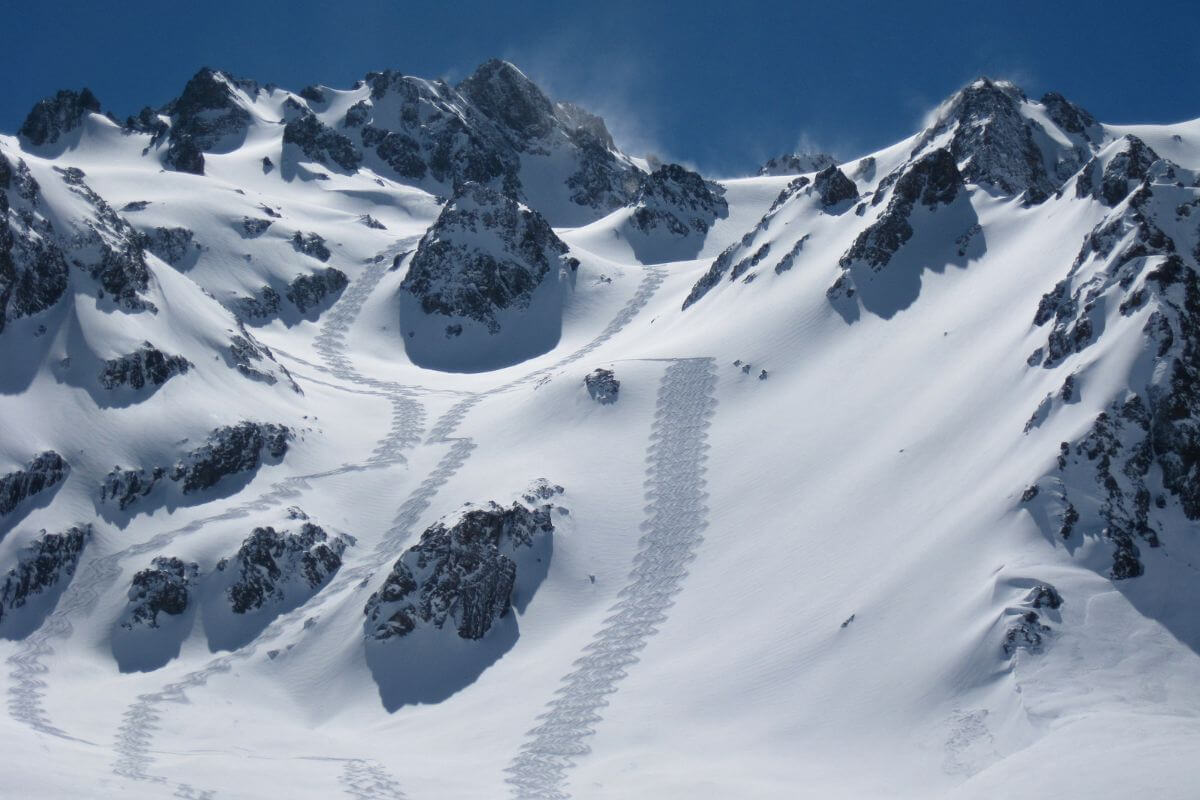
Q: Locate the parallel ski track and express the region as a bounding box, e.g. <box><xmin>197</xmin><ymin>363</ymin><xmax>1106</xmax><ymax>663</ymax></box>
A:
<box><xmin>104</xmin><ymin>253</ymin><xmax>668</xmax><ymax>794</ymax></box>
<box><xmin>504</xmin><ymin>357</ymin><xmax>718</xmax><ymax>800</ymax></box>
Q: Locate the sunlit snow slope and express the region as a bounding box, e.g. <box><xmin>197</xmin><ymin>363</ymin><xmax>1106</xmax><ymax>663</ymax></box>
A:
<box><xmin>1</xmin><ymin>66</ymin><xmax>1199</xmax><ymax>799</ymax></box>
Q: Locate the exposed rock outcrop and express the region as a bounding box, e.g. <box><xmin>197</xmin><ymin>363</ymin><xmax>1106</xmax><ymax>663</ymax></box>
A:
<box><xmin>18</xmin><ymin>89</ymin><xmax>101</xmax><ymax>146</ymax></box>
<box><xmin>283</xmin><ymin>111</ymin><xmax>362</xmax><ymax>172</ymax></box>
<box><xmin>812</xmin><ymin>165</ymin><xmax>857</xmax><ymax>207</ymax></box>
<box><xmin>291</xmin><ymin>231</ymin><xmax>331</xmax><ymax>262</ymax></box>
<box><xmin>226</xmin><ymin>323</ymin><xmax>300</xmax><ymax>390</ymax></box>
<box><xmin>0</xmin><ymin>154</ymin><xmax>69</xmax><ymax>333</ymax></box>
<box><xmin>838</xmin><ymin>148</ymin><xmax>962</xmax><ymax>271</ymax></box>
<box><xmin>400</xmin><ymin>182</ymin><xmax>573</xmax><ymax>334</ymax></box>
<box><xmin>0</xmin><ymin>452</ymin><xmax>68</xmax><ymax>517</ymax></box>
<box><xmin>121</xmin><ymin>557</ymin><xmax>198</xmax><ymax>629</ymax></box>
<box><xmin>629</xmin><ymin>164</ymin><xmax>728</xmax><ymax>237</ymax></box>
<box><xmin>757</xmin><ymin>152</ymin><xmax>837</xmax><ymax>177</ymax></box>
<box><xmin>169</xmin><ymin>421</ymin><xmax>291</xmax><ymax>494</ymax></box>
<box><xmin>217</xmin><ymin>510</ymin><xmax>348</xmax><ymax>614</ymax></box>
<box><xmin>286</xmin><ymin>267</ymin><xmax>348</xmax><ymax>313</ymax></box>
<box><xmin>163</xmin><ymin>68</ymin><xmax>256</xmax><ymax>175</ymax></box>
<box><xmin>100</xmin><ymin>466</ymin><xmax>165</xmax><ymax>510</ymax></box>
<box><xmin>0</xmin><ymin>526</ymin><xmax>90</xmax><ymax>626</ymax></box>
<box><xmin>98</xmin><ymin>342</ymin><xmax>191</xmax><ymax>391</ymax></box>
<box><xmin>364</xmin><ymin>495</ymin><xmax>559</xmax><ymax>641</ymax></box>
<box><xmin>584</xmin><ymin>368</ymin><xmax>619</xmax><ymax>404</ymax></box>
<box><xmin>140</xmin><ymin>226</ymin><xmax>196</xmax><ymax>267</ymax></box>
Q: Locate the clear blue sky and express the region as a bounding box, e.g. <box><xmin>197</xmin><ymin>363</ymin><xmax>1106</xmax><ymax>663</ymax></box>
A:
<box><xmin>3</xmin><ymin>0</ymin><xmax>1197</xmax><ymax>175</ymax></box>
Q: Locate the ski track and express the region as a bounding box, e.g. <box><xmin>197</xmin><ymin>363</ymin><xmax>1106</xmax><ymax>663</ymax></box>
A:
<box><xmin>504</xmin><ymin>357</ymin><xmax>718</xmax><ymax>800</ymax></box>
<box><xmin>339</xmin><ymin>759</ymin><xmax>410</xmax><ymax>800</ymax></box>
<box><xmin>102</xmin><ymin>254</ymin><xmax>669</xmax><ymax>794</ymax></box>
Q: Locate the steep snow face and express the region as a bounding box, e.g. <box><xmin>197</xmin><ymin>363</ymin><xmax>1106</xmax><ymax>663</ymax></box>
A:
<box><xmin>0</xmin><ymin>66</ymin><xmax>1199</xmax><ymax>800</ymax></box>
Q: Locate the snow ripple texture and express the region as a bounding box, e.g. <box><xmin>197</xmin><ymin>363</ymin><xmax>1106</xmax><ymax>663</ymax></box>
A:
<box><xmin>505</xmin><ymin>356</ymin><xmax>718</xmax><ymax>800</ymax></box>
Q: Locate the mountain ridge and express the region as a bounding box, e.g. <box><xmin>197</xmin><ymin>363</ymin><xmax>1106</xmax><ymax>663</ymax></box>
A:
<box><xmin>1</xmin><ymin>61</ymin><xmax>1199</xmax><ymax>799</ymax></box>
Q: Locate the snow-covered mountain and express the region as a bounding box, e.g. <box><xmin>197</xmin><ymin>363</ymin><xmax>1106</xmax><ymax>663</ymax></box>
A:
<box><xmin>2</xmin><ymin>64</ymin><xmax>1199</xmax><ymax>799</ymax></box>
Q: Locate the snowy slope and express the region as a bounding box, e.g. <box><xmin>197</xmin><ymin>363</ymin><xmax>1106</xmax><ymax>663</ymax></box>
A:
<box><xmin>1</xmin><ymin>67</ymin><xmax>1199</xmax><ymax>800</ymax></box>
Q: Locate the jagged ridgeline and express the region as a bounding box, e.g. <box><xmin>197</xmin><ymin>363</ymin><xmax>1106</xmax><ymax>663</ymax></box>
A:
<box><xmin>3</xmin><ymin>57</ymin><xmax>1200</xmax><ymax>798</ymax></box>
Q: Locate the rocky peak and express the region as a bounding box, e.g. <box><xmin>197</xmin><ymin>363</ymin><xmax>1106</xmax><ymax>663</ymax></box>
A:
<box><xmin>170</xmin><ymin>68</ymin><xmax>255</xmax><ymax>117</ymax></box>
<box><xmin>757</xmin><ymin>152</ymin><xmax>837</xmax><ymax>177</ymax></box>
<box><xmin>401</xmin><ymin>182</ymin><xmax>571</xmax><ymax>333</ymax></box>
<box><xmin>457</xmin><ymin>59</ymin><xmax>555</xmax><ymax>146</ymax></box>
<box><xmin>163</xmin><ymin>67</ymin><xmax>255</xmax><ymax>174</ymax></box>
<box><xmin>18</xmin><ymin>89</ymin><xmax>101</xmax><ymax>146</ymax></box>
<box><xmin>915</xmin><ymin>78</ymin><xmax>1062</xmax><ymax>203</ymax></box>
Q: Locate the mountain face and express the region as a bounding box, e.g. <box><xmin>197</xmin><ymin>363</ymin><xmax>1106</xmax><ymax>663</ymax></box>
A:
<box><xmin>2</xmin><ymin>62</ymin><xmax>1200</xmax><ymax>800</ymax></box>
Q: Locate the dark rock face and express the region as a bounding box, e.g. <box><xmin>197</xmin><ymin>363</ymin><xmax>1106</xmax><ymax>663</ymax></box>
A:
<box><xmin>912</xmin><ymin>79</ymin><xmax>1059</xmax><ymax>203</ymax></box>
<box><xmin>557</xmin><ymin>102</ymin><xmax>643</xmax><ymax>212</ymax></box>
<box><xmin>813</xmin><ymin>166</ymin><xmax>858</xmax><ymax>207</ymax></box>
<box><xmin>286</xmin><ymin>267</ymin><xmax>347</xmax><ymax>313</ymax></box>
<box><xmin>0</xmin><ymin>526</ymin><xmax>91</xmax><ymax>625</ymax></box>
<box><xmin>283</xmin><ymin>112</ymin><xmax>362</xmax><ymax>172</ymax></box>
<box><xmin>98</xmin><ymin>342</ymin><xmax>191</xmax><ymax>390</ymax></box>
<box><xmin>584</xmin><ymin>368</ymin><xmax>619</xmax><ymax>404</ymax></box>
<box><xmin>169</xmin><ymin>421</ymin><xmax>291</xmax><ymax>494</ymax></box>
<box><xmin>683</xmin><ymin>232</ymin><xmax>762</xmax><ymax>310</ymax></box>
<box><xmin>458</xmin><ymin>59</ymin><xmax>555</xmax><ymax>144</ymax></box>
<box><xmin>298</xmin><ymin>85</ymin><xmax>325</xmax><ymax>104</ymax></box>
<box><xmin>19</xmin><ymin>89</ymin><xmax>101</xmax><ymax>146</ymax></box>
<box><xmin>1041</xmin><ymin>92</ymin><xmax>1100</xmax><ymax>141</ymax></box>
<box><xmin>100</xmin><ymin>466</ymin><xmax>165</xmax><ymax>510</ymax></box>
<box><xmin>1022</xmin><ymin>139</ymin><xmax>1200</xmax><ymax>580</ymax></box>
<box><xmin>226</xmin><ymin>323</ymin><xmax>300</xmax><ymax>390</ymax></box>
<box><xmin>1033</xmin><ymin>177</ymin><xmax>1179</xmax><ymax>370</ymax></box>
<box><xmin>230</xmin><ymin>286</ymin><xmax>281</xmax><ymax>321</ymax></box>
<box><xmin>124</xmin><ymin>107</ymin><xmax>168</xmax><ymax>139</ymax></box>
<box><xmin>630</xmin><ymin>164</ymin><xmax>728</xmax><ymax>237</ymax></box>
<box><xmin>1027</xmin><ymin>584</ymin><xmax>1063</xmax><ymax>610</ymax></box>
<box><xmin>1004</xmin><ymin>610</ymin><xmax>1051</xmax><ymax>656</ymax></box>
<box><xmin>52</xmin><ymin>166</ymin><xmax>154</xmax><ymax>312</ymax></box>
<box><xmin>757</xmin><ymin>152</ymin><xmax>837</xmax><ymax>176</ymax></box>
<box><xmin>0</xmin><ymin>155</ymin><xmax>69</xmax><ymax>334</ymax></box>
<box><xmin>363</xmin><ymin>497</ymin><xmax>557</xmax><ymax>641</ymax></box>
<box><xmin>241</xmin><ymin>217</ymin><xmax>272</xmax><ymax>237</ymax></box>
<box><xmin>0</xmin><ymin>452</ymin><xmax>68</xmax><ymax>517</ymax></box>
<box><xmin>141</xmin><ymin>226</ymin><xmax>195</xmax><ymax>267</ymax></box>
<box><xmin>350</xmin><ymin>61</ymin><xmax>644</xmax><ymax>219</ymax></box>
<box><xmin>839</xmin><ymin>148</ymin><xmax>963</xmax><ymax>270</ymax></box>
<box><xmin>163</xmin><ymin>68</ymin><xmax>256</xmax><ymax>175</ymax></box>
<box><xmin>362</xmin><ymin>70</ymin><xmax>513</xmax><ymax>190</ymax></box>
<box><xmin>401</xmin><ymin>182</ymin><xmax>571</xmax><ymax>333</ymax></box>
<box><xmin>122</xmin><ymin>557</ymin><xmax>198</xmax><ymax>629</ymax></box>
<box><xmin>291</xmin><ymin>231</ymin><xmax>331</xmax><ymax>262</ymax></box>
<box><xmin>217</xmin><ymin>512</ymin><xmax>348</xmax><ymax>613</ymax></box>
<box><xmin>1098</xmin><ymin>136</ymin><xmax>1159</xmax><ymax>207</ymax></box>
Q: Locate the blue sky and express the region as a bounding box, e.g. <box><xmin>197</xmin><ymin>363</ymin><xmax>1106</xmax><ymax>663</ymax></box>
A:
<box><xmin>2</xmin><ymin>0</ymin><xmax>1197</xmax><ymax>175</ymax></box>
